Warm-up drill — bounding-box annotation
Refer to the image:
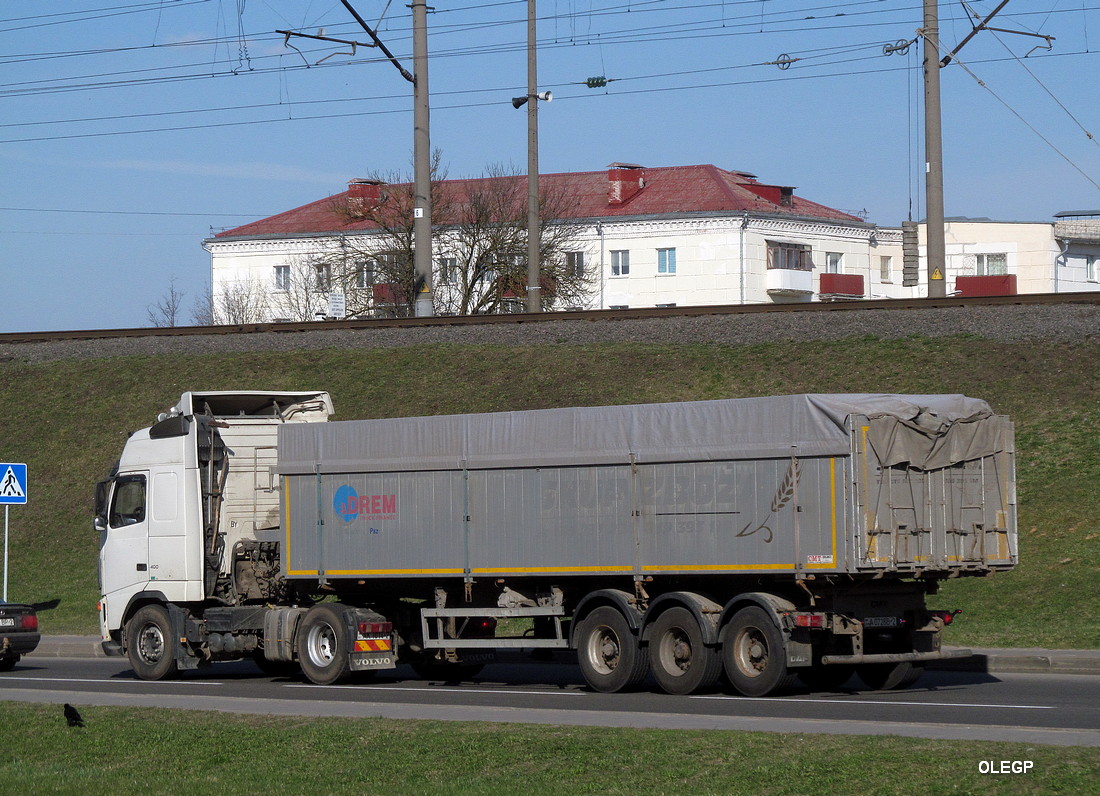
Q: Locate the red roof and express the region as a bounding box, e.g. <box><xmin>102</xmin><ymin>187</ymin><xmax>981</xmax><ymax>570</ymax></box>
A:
<box><xmin>215</xmin><ymin>164</ymin><xmax>862</xmax><ymax>239</ymax></box>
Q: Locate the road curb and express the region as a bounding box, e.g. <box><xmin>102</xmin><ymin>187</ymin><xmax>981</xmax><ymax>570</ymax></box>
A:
<box><xmin>24</xmin><ymin>637</ymin><xmax>1100</xmax><ymax>675</ymax></box>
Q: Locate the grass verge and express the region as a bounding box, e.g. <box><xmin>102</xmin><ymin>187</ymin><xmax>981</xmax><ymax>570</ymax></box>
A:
<box><xmin>1</xmin><ymin>703</ymin><xmax>1097</xmax><ymax>796</ymax></box>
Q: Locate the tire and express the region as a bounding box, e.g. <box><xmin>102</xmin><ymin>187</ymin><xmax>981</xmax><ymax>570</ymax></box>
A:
<box><xmin>575</xmin><ymin>606</ymin><xmax>649</xmax><ymax>693</ymax></box>
<box><xmin>126</xmin><ymin>604</ymin><xmax>180</xmax><ymax>681</ymax></box>
<box><xmin>649</xmin><ymin>607</ymin><xmax>722</xmax><ymax>695</ymax></box>
<box><xmin>297</xmin><ymin>604</ymin><xmax>354</xmax><ymax>685</ymax></box>
<box><xmin>857</xmin><ymin>661</ymin><xmax>925</xmax><ymax>691</ymax></box>
<box><xmin>721</xmin><ymin>605</ymin><xmax>797</xmax><ymax>697</ymax></box>
<box><xmin>0</xmin><ymin>655</ymin><xmax>18</xmax><ymax>672</ymax></box>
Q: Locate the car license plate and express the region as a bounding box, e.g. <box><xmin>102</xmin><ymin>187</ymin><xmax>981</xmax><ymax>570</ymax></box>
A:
<box><xmin>864</xmin><ymin>616</ymin><xmax>898</xmax><ymax>628</ymax></box>
<box><xmin>0</xmin><ymin>617</ymin><xmax>15</xmax><ymax>628</ymax></box>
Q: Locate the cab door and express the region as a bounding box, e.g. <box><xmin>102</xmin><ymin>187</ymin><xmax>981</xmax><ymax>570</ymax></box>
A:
<box><xmin>98</xmin><ymin>472</ymin><xmax>151</xmax><ymax>602</ymax></box>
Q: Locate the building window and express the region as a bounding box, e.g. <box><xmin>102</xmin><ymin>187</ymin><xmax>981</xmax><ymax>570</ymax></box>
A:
<box><xmin>976</xmin><ymin>253</ymin><xmax>1008</xmax><ymax>276</ymax></box>
<box><xmin>655</xmin><ymin>302</ymin><xmax>677</xmax><ymax>308</ymax></box>
<box><xmin>766</xmin><ymin>241</ymin><xmax>812</xmax><ymax>271</ymax></box>
<box><xmin>875</xmin><ymin>256</ymin><xmax>893</xmax><ymax>283</ymax></box>
<box><xmin>566</xmin><ymin>251</ymin><xmax>585</xmax><ymax>278</ymax></box>
<box><xmin>313</xmin><ymin>263</ymin><xmax>332</xmax><ymax>291</ymax></box>
<box><xmin>273</xmin><ymin>265</ymin><xmax>290</xmax><ymax>291</ymax></box>
<box><xmin>825</xmin><ymin>252</ymin><xmax>843</xmax><ymax>274</ymax></box>
<box><xmin>657</xmin><ymin>248</ymin><xmax>677</xmax><ymax>274</ymax></box>
<box><xmin>609</xmin><ymin>304</ymin><xmax>629</xmax><ymax>309</ymax></box>
<box><xmin>354</xmin><ymin>260</ymin><xmax>373</xmax><ymax>289</ymax></box>
<box><xmin>611</xmin><ymin>250</ymin><xmax>630</xmax><ymax>276</ymax></box>
<box><xmin>1088</xmin><ymin>255</ymin><xmax>1099</xmax><ymax>282</ymax></box>
<box><xmin>438</xmin><ymin>256</ymin><xmax>457</xmax><ymax>284</ymax></box>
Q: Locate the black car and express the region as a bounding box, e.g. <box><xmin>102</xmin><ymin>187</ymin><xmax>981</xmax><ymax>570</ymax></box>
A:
<box><xmin>0</xmin><ymin>602</ymin><xmax>40</xmax><ymax>670</ymax></box>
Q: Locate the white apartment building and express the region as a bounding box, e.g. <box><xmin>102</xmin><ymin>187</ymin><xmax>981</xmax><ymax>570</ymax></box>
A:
<box><xmin>203</xmin><ymin>164</ymin><xmax>1100</xmax><ymax>321</ymax></box>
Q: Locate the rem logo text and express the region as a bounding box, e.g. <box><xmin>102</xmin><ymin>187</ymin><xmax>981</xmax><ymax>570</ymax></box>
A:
<box><xmin>334</xmin><ymin>486</ymin><xmax>397</xmax><ymax>523</ymax></box>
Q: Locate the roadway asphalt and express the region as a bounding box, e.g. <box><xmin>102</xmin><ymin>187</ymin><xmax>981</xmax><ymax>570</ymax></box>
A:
<box><xmin>25</xmin><ymin>635</ymin><xmax>1100</xmax><ymax>675</ymax></box>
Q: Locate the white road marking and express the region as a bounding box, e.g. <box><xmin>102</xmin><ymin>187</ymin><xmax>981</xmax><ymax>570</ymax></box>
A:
<box><xmin>692</xmin><ymin>695</ymin><xmax>1054</xmax><ymax>710</ymax></box>
<box><xmin>0</xmin><ymin>676</ymin><xmax>222</xmax><ymax>686</ymax></box>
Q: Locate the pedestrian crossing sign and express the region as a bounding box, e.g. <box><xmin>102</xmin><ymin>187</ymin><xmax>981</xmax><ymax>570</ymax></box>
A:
<box><xmin>0</xmin><ymin>463</ymin><xmax>27</xmax><ymax>505</ymax></box>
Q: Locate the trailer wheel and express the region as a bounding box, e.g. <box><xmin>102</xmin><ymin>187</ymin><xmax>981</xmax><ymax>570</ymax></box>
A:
<box><xmin>722</xmin><ymin>606</ymin><xmax>796</xmax><ymax>697</ymax></box>
<box><xmin>857</xmin><ymin>662</ymin><xmax>924</xmax><ymax>691</ymax></box>
<box><xmin>575</xmin><ymin>606</ymin><xmax>648</xmax><ymax>693</ymax></box>
<box><xmin>649</xmin><ymin>607</ymin><xmax>721</xmax><ymax>695</ymax></box>
<box><xmin>297</xmin><ymin>604</ymin><xmax>353</xmax><ymax>685</ymax></box>
<box><xmin>0</xmin><ymin>656</ymin><xmax>18</xmax><ymax>672</ymax></box>
<box><xmin>126</xmin><ymin>604</ymin><xmax>180</xmax><ymax>681</ymax></box>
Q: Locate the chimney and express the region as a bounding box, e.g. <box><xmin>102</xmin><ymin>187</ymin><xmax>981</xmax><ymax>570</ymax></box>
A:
<box><xmin>608</xmin><ymin>162</ymin><xmax>646</xmax><ymax>206</ymax></box>
<box><xmin>346</xmin><ymin>178</ymin><xmax>386</xmax><ymax>212</ymax></box>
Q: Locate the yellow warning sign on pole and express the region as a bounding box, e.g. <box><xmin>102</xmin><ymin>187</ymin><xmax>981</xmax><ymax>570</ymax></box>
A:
<box><xmin>931</xmin><ymin>267</ymin><xmax>944</xmax><ymax>281</ymax></box>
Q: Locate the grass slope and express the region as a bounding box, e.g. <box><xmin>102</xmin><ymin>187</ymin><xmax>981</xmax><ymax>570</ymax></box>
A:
<box><xmin>0</xmin><ymin>338</ymin><xmax>1095</xmax><ymax>647</ymax></box>
<box><xmin>2</xmin><ymin>704</ymin><xmax>1097</xmax><ymax>796</ymax></box>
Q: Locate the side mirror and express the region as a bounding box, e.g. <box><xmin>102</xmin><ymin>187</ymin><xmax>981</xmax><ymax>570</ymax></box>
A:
<box><xmin>94</xmin><ymin>515</ymin><xmax>107</xmax><ymax>533</ymax></box>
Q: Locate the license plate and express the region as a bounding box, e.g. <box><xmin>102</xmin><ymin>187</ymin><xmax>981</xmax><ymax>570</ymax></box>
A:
<box><xmin>0</xmin><ymin>617</ymin><xmax>15</xmax><ymax>628</ymax></box>
<box><xmin>864</xmin><ymin>616</ymin><xmax>898</xmax><ymax>628</ymax></box>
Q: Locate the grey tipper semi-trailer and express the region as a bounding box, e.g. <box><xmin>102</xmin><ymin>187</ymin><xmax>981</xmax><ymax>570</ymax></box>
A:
<box><xmin>96</xmin><ymin>391</ymin><xmax>1016</xmax><ymax>696</ymax></box>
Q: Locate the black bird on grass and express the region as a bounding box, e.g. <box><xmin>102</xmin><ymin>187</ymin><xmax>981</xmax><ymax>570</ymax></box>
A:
<box><xmin>63</xmin><ymin>704</ymin><xmax>84</xmax><ymax>728</ymax></box>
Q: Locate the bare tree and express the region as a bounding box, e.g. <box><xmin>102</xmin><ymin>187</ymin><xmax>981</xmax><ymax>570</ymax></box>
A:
<box><xmin>326</xmin><ymin>151</ymin><xmax>450</xmax><ymax>318</ymax></box>
<box><xmin>268</xmin><ymin>253</ymin><xmax>334</xmax><ymax>322</ymax></box>
<box><xmin>147</xmin><ymin>276</ymin><xmax>186</xmax><ymax>327</ymax></box>
<box><xmin>435</xmin><ymin>164</ymin><xmax>593</xmax><ymax>315</ymax></box>
<box><xmin>200</xmin><ymin>277</ymin><xmax>269</xmax><ymax>324</ymax></box>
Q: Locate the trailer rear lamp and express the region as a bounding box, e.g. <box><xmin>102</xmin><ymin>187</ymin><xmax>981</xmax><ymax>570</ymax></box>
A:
<box><xmin>21</xmin><ymin>614</ymin><xmax>38</xmax><ymax>631</ymax></box>
<box><xmin>793</xmin><ymin>613</ymin><xmax>826</xmax><ymax>628</ymax></box>
<box><xmin>358</xmin><ymin>621</ymin><xmax>393</xmax><ymax>636</ymax></box>
<box><xmin>476</xmin><ymin>618</ymin><xmax>498</xmax><ymax>632</ymax></box>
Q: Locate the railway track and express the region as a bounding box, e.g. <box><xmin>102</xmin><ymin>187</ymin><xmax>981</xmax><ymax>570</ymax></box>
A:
<box><xmin>3</xmin><ymin>292</ymin><xmax>1099</xmax><ymax>345</ymax></box>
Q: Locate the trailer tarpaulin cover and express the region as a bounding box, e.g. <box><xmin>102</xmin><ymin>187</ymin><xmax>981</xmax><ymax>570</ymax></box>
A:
<box><xmin>276</xmin><ymin>394</ymin><xmax>1000</xmax><ymax>475</ymax></box>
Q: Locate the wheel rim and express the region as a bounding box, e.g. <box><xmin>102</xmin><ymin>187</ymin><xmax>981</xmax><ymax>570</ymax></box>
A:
<box><xmin>137</xmin><ymin>622</ymin><xmax>166</xmax><ymax>665</ymax></box>
<box><xmin>657</xmin><ymin>628</ymin><xmax>692</xmax><ymax>677</ymax></box>
<box><xmin>732</xmin><ymin>625</ymin><xmax>769</xmax><ymax>678</ymax></box>
<box><xmin>305</xmin><ymin>622</ymin><xmax>338</xmax><ymax>668</ymax></box>
<box><xmin>585</xmin><ymin>624</ymin><xmax>621</xmax><ymax>675</ymax></box>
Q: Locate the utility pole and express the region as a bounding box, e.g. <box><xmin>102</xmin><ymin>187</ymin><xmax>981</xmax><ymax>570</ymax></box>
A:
<box><xmin>922</xmin><ymin>0</ymin><xmax>947</xmax><ymax>298</ymax></box>
<box><xmin>335</xmin><ymin>0</ymin><xmax>433</xmax><ymax>317</ymax></box>
<box><xmin>525</xmin><ymin>0</ymin><xmax>541</xmax><ymax>313</ymax></box>
<box><xmin>411</xmin><ymin>0</ymin><xmax>433</xmax><ymax>317</ymax></box>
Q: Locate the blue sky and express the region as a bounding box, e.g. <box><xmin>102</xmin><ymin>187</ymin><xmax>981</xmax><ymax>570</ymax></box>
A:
<box><xmin>2</xmin><ymin>0</ymin><xmax>1098</xmax><ymax>332</ymax></box>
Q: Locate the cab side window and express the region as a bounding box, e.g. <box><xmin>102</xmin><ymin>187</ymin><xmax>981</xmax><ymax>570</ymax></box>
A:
<box><xmin>109</xmin><ymin>475</ymin><xmax>146</xmax><ymax>528</ymax></box>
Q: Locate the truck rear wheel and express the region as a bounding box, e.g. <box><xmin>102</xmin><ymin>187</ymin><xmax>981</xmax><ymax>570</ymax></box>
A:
<box><xmin>297</xmin><ymin>604</ymin><xmax>353</xmax><ymax>685</ymax></box>
<box><xmin>575</xmin><ymin>606</ymin><xmax>648</xmax><ymax>693</ymax></box>
<box><xmin>722</xmin><ymin>605</ymin><xmax>796</xmax><ymax>697</ymax></box>
<box><xmin>649</xmin><ymin>607</ymin><xmax>721</xmax><ymax>695</ymax></box>
<box><xmin>858</xmin><ymin>661</ymin><xmax>924</xmax><ymax>691</ymax></box>
<box><xmin>126</xmin><ymin>604</ymin><xmax>180</xmax><ymax>681</ymax></box>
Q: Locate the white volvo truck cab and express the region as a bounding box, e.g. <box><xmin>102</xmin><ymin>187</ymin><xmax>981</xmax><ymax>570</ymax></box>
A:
<box><xmin>95</xmin><ymin>391</ymin><xmax>333</xmax><ymax>671</ymax></box>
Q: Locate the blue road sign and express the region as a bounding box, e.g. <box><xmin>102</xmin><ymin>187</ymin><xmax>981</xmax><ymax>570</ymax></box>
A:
<box><xmin>0</xmin><ymin>463</ymin><xmax>27</xmax><ymax>505</ymax></box>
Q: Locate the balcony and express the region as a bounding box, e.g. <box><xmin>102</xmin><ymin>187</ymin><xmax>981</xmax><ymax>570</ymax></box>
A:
<box><xmin>819</xmin><ymin>273</ymin><xmax>864</xmax><ymax>301</ymax></box>
<box><xmin>766</xmin><ymin>267</ymin><xmax>813</xmax><ymax>298</ymax></box>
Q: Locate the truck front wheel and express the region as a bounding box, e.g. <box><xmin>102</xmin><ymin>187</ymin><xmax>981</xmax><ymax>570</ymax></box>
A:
<box><xmin>575</xmin><ymin>606</ymin><xmax>648</xmax><ymax>693</ymax></box>
<box><xmin>297</xmin><ymin>604</ymin><xmax>353</xmax><ymax>685</ymax></box>
<box><xmin>722</xmin><ymin>606</ymin><xmax>796</xmax><ymax>697</ymax></box>
<box><xmin>126</xmin><ymin>604</ymin><xmax>180</xmax><ymax>681</ymax></box>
